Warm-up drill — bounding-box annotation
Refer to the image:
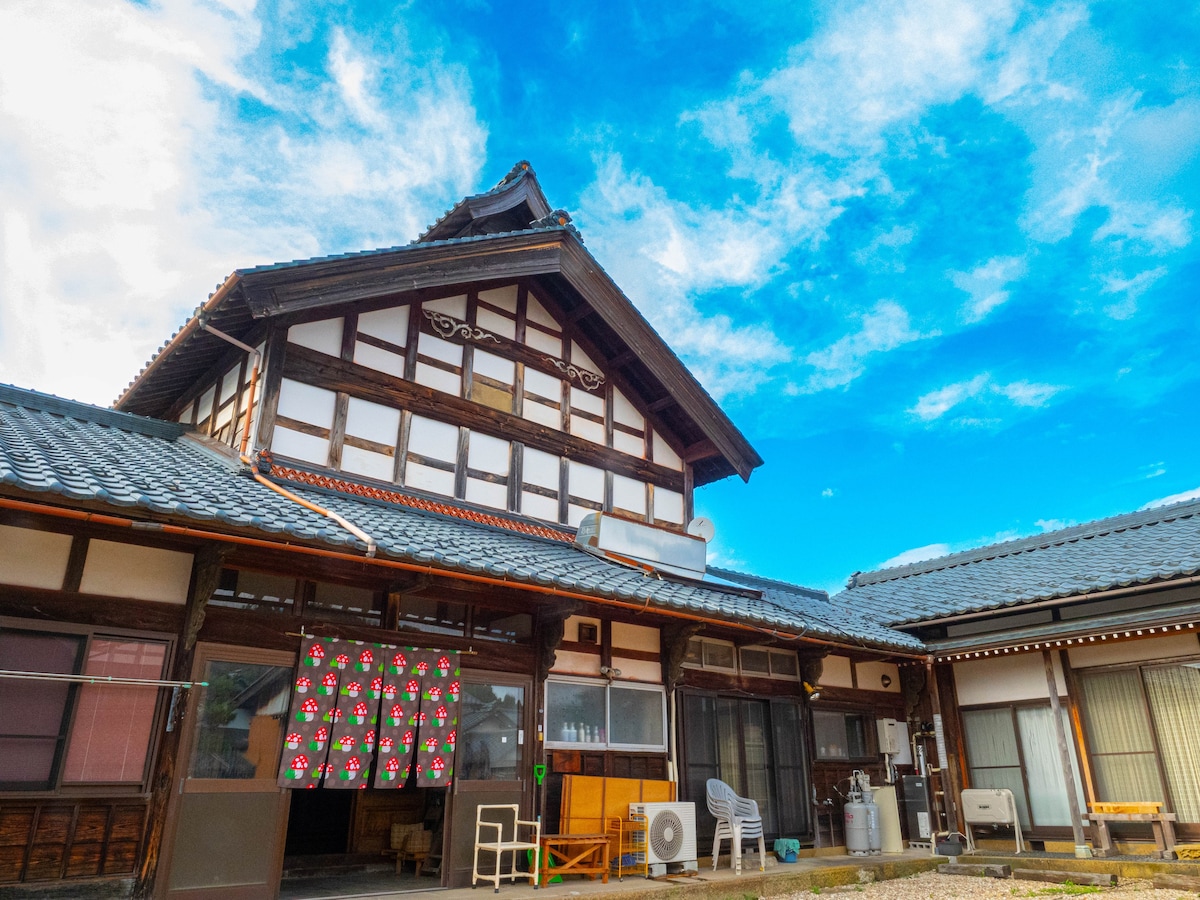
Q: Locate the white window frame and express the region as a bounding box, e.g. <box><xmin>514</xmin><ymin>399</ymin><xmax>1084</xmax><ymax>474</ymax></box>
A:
<box><xmin>543</xmin><ymin>675</ymin><xmax>667</xmax><ymax>752</ymax></box>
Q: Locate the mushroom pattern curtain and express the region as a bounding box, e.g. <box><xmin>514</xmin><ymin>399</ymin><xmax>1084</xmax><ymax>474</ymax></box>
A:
<box><xmin>277</xmin><ymin>636</ymin><xmax>460</xmax><ymax>789</ymax></box>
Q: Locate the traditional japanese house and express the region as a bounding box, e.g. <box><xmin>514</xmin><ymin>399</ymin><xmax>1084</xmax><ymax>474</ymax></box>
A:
<box><xmin>0</xmin><ymin>163</ymin><xmax>923</xmax><ymax>900</ymax></box>
<box><xmin>837</xmin><ymin>500</ymin><xmax>1200</xmax><ymax>854</ymax></box>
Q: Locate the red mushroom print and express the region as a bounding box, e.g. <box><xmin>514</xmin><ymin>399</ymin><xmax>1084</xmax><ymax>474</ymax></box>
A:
<box><xmin>423</xmin><ymin>736</ymin><xmax>438</xmax><ymax>753</ymax></box>
<box><xmin>442</xmin><ymin>729</ymin><xmax>456</xmax><ymax>753</ymax></box>
<box><xmin>425</xmin><ymin>685</ymin><xmax>443</xmax><ymax>703</ymax></box>
<box><xmin>295</xmin><ymin>675</ymin><xmax>312</xmax><ymax>694</ymax></box>
<box><xmin>305</xmin><ymin>644</ymin><xmax>326</xmax><ymax>667</ymax></box>
<box><xmin>389</xmin><ymin>652</ymin><xmax>407</xmax><ymax>674</ymax></box>
<box><xmin>369</xmin><ymin>676</ymin><xmax>383</xmax><ymax>698</ymax></box>
<box><xmin>341</xmin><ymin>756</ymin><xmax>362</xmax><ymax>781</ymax></box>
<box><xmin>342</xmin><ymin>681</ymin><xmax>362</xmax><ymax>698</ymax></box>
<box><xmin>383</xmin><ymin>683</ymin><xmax>397</xmax><ymax>700</ymax></box>
<box><xmin>350</xmin><ymin>701</ymin><xmax>369</xmax><ymax>724</ymax></box>
<box><xmin>324</xmin><ymin>707</ymin><xmax>343</xmax><ymax>724</ymax></box>
<box><xmin>319</xmin><ymin>672</ymin><xmax>338</xmax><ymax>695</ymax></box>
<box><xmin>436</xmin><ymin>655</ymin><xmax>451</xmax><ymax>676</ymax></box>
<box><xmin>404</xmin><ymin>679</ymin><xmax>420</xmax><ymax>701</ymax></box>
<box><xmin>297</xmin><ymin>698</ymin><xmax>320</xmax><ymax>722</ymax></box>
<box><xmin>448</xmin><ymin>681</ymin><xmax>460</xmax><ymax>702</ymax></box>
<box><xmin>310</xmin><ymin>727</ymin><xmax>329</xmax><ymax>751</ymax></box>
<box><xmin>334</xmin><ymin>653</ymin><xmax>351</xmax><ymax>670</ymax></box>
<box><xmin>379</xmin><ymin>736</ymin><xmax>395</xmax><ymax>754</ymax></box>
<box><xmin>285</xmin><ymin>732</ymin><xmax>303</xmax><ymax>750</ymax></box>
<box><xmin>411</xmin><ymin>660</ymin><xmax>429</xmax><ymax>677</ymax></box>
<box><xmin>414</xmin><ymin>763</ymin><xmax>422</xmax><ymax>779</ymax></box>
<box><xmin>360</xmin><ymin>730</ymin><xmax>376</xmax><ymax>753</ymax></box>
<box><xmin>286</xmin><ymin>754</ymin><xmax>309</xmax><ymax>779</ymax></box>
<box><xmin>356</xmin><ymin>648</ymin><xmax>374</xmax><ymax>671</ymax></box>
<box><xmin>313</xmin><ymin>762</ymin><xmax>334</xmax><ymax>779</ymax></box>
<box><xmin>382</xmin><ymin>756</ymin><xmax>401</xmax><ymax>781</ymax></box>
<box><xmin>401</xmin><ymin>730</ymin><xmax>415</xmax><ymax>750</ymax></box>
<box><xmin>386</xmin><ymin>704</ymin><xmax>405</xmax><ymax>727</ymax></box>
<box><xmin>428</xmin><ymin>756</ymin><xmax>446</xmax><ymax>780</ymax></box>
<box><xmin>433</xmin><ymin>705</ymin><xmax>448</xmax><ymax>727</ymax></box>
<box><xmin>335</xmin><ymin>735</ymin><xmax>355</xmax><ymax>752</ymax></box>
<box><xmin>408</xmin><ymin>711</ymin><xmax>427</xmax><ymax>728</ymax></box>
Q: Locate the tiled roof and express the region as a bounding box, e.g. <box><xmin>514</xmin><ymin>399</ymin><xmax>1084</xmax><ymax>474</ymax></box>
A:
<box><xmin>834</xmin><ymin>500</ymin><xmax>1200</xmax><ymax>626</ymax></box>
<box><xmin>0</xmin><ymin>384</ymin><xmax>919</xmax><ymax>652</ymax></box>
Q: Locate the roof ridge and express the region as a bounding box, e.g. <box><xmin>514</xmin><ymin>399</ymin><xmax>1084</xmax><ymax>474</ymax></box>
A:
<box><xmin>707</xmin><ymin>565</ymin><xmax>828</xmax><ymax>599</ymax></box>
<box><xmin>415</xmin><ymin>160</ymin><xmax>536</xmax><ymax>243</ymax></box>
<box><xmin>0</xmin><ymin>383</ymin><xmax>187</xmax><ymax>441</ymax></box>
<box><xmin>852</xmin><ymin>497</ymin><xmax>1200</xmax><ymax>586</ymax></box>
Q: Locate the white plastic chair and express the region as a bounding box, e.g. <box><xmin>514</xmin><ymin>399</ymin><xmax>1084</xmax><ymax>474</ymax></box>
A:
<box><xmin>706</xmin><ymin>778</ymin><xmax>766</xmax><ymax>875</ymax></box>
<box><xmin>471</xmin><ymin>803</ymin><xmax>540</xmax><ymax>892</ymax></box>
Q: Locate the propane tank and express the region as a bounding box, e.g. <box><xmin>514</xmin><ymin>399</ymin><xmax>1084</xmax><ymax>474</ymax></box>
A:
<box><xmin>844</xmin><ymin>775</ymin><xmax>870</xmax><ymax>857</ymax></box>
<box><xmin>864</xmin><ymin>788</ymin><xmax>882</xmax><ymax>855</ymax></box>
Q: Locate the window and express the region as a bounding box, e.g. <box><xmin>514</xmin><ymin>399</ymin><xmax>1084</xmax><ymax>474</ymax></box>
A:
<box><xmin>0</xmin><ymin>628</ymin><xmax>167</xmax><ymax>791</ymax></box>
<box><xmin>684</xmin><ymin>638</ymin><xmax>798</xmax><ymax>679</ymax></box>
<box><xmin>1079</xmin><ymin>662</ymin><xmax>1200</xmax><ymax>823</ymax></box>
<box><xmin>459</xmin><ymin>682</ymin><xmax>524</xmax><ymax>780</ymax></box>
<box><xmin>544</xmin><ymin>677</ymin><xmax>666</xmax><ymax>751</ymax></box>
<box><xmin>684</xmin><ymin>638</ymin><xmax>736</xmax><ymax>672</ymax></box>
<box><xmin>212</xmin><ymin>569</ymin><xmax>298</xmax><ymax>614</ymax></box>
<box><xmin>812</xmin><ymin>709</ymin><xmax>871</xmax><ymax>760</ymax></box>
<box><xmin>188</xmin><ymin>659</ymin><xmax>291</xmax><ymax>780</ymax></box>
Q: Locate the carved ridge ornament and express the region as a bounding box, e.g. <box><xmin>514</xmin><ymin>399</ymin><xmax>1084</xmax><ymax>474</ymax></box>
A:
<box><xmin>546</xmin><ymin>357</ymin><xmax>605</xmax><ymax>391</ymax></box>
<box><xmin>423</xmin><ymin>309</ymin><xmax>501</xmax><ymax>345</ymax></box>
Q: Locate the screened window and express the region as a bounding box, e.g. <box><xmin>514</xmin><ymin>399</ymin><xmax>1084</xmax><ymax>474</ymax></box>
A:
<box><xmin>812</xmin><ymin>709</ymin><xmax>871</xmax><ymax>760</ymax></box>
<box><xmin>0</xmin><ymin>629</ymin><xmax>167</xmax><ymax>791</ymax></box>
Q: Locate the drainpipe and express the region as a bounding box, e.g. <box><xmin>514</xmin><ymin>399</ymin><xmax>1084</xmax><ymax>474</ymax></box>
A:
<box><xmin>198</xmin><ymin>321</ymin><xmax>378</xmax><ymax>558</ymax></box>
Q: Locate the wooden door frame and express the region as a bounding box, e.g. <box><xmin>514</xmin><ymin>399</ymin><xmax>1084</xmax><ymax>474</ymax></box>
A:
<box><xmin>156</xmin><ymin>642</ymin><xmax>295</xmax><ymax>900</ymax></box>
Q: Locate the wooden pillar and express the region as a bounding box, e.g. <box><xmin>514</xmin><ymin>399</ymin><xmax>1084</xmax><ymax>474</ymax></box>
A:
<box><xmin>1044</xmin><ymin>650</ymin><xmax>1089</xmax><ymax>856</ymax></box>
<box><xmin>133</xmin><ymin>543</ymin><xmax>229</xmax><ymax>900</ymax></box>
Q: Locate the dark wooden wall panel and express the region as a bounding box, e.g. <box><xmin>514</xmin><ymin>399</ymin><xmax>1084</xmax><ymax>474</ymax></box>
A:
<box><xmin>0</xmin><ymin>800</ymin><xmax>147</xmax><ymax>884</ymax></box>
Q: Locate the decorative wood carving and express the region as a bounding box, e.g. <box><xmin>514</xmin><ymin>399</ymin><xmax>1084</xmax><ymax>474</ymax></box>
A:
<box><xmin>423</xmin><ymin>308</ymin><xmax>501</xmax><ymax>345</ymax></box>
<box><xmin>535</xmin><ymin>601</ymin><xmax>581</xmax><ymax>683</ymax></box>
<box><xmin>661</xmin><ymin>621</ymin><xmax>703</xmax><ymax>695</ymax></box>
<box><xmin>545</xmin><ymin>356</ymin><xmax>605</xmax><ymax>391</ymax></box>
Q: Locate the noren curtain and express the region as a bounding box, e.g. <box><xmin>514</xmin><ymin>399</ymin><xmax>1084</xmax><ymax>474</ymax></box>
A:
<box><xmin>277</xmin><ymin>636</ymin><xmax>460</xmax><ymax>789</ymax></box>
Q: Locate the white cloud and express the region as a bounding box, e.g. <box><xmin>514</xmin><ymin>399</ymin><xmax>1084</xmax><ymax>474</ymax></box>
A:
<box><xmin>909</xmin><ymin>373</ymin><xmax>1066</xmax><ymax>421</ymax></box>
<box><xmin>1034</xmin><ymin>518</ymin><xmax>1074</xmax><ymax>532</ymax></box>
<box><xmin>949</xmin><ymin>255</ymin><xmax>1027</xmax><ymax>323</ymax></box>
<box><xmin>821</xmin><ymin>488</ymin><xmax>835</xmax><ymax>498</ymax></box>
<box><xmin>1141</xmin><ymin>487</ymin><xmax>1200</xmax><ymax>510</ymax></box>
<box><xmin>0</xmin><ymin>1</ymin><xmax>486</xmax><ymax>405</ymax></box>
<box><xmin>1099</xmin><ymin>266</ymin><xmax>1168</xmax><ymax>320</ymax></box>
<box><xmin>879</xmin><ymin>543</ymin><xmax>951</xmax><ymax>569</ymax></box>
<box><xmin>803</xmin><ymin>300</ymin><xmax>932</xmax><ymax>391</ymax></box>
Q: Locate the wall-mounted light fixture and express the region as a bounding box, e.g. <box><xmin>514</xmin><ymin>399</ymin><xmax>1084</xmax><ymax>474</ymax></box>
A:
<box><xmin>803</xmin><ymin>681</ymin><xmax>822</xmax><ymax>701</ymax></box>
<box><xmin>600</xmin><ymin>665</ymin><xmax>621</xmax><ymax>680</ymax></box>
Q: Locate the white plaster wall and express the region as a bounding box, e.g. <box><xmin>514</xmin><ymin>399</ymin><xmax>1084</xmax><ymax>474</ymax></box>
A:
<box><xmin>417</xmin><ymin>332</ymin><xmax>463</xmax><ymax>367</ymax></box>
<box><xmin>569</xmin><ymin>415</ymin><xmax>605</xmax><ymax>444</ymax></box>
<box><xmin>613</xmin><ymin>431</ymin><xmax>645</xmax><ymax>457</ymax></box>
<box><xmin>288</xmin><ymin>318</ymin><xmax>343</xmax><ymax>356</ymax></box>
<box><xmin>653</xmin><ymin>489</ymin><xmax>684</xmax><ymax>525</ymax></box>
<box><xmin>354</xmin><ymin>341</ymin><xmax>405</xmax><ymax>378</ymax></box>
<box><xmin>570</xmin><ymin>343</ymin><xmax>597</xmax><ymax>373</ymax></box>
<box><xmin>524</xmin><ymin>368</ymin><xmax>560</xmax><ymax>402</ymax></box>
<box><xmin>523</xmin><ymin>399</ymin><xmax>561</xmax><ymax>430</ymax></box>
<box><xmin>551</xmin><ymin>649</ymin><xmax>602</xmax><ymax>677</ymax></box>
<box><xmin>465</xmin><ymin>478</ymin><xmax>507</xmax><ymax>509</ymax></box>
<box><xmin>277</xmin><ymin>379</ymin><xmax>336</xmax><ymax>427</ymax></box>
<box><xmin>823</xmin><ymin>655</ymin><xmax>854</xmax><ymax>688</ymax></box>
<box><xmin>476</xmin><ymin>307</ymin><xmax>516</xmax><ymax>340</ymax></box>
<box><xmin>521</xmin><ymin>492</ymin><xmax>559</xmax><ymax>522</ymax></box>
<box><xmin>273</xmin><ymin>428</ymin><xmax>330</xmax><ymax>465</ymax></box>
<box><xmin>345</xmin><ymin>398</ymin><xmax>400</xmax><ymax>446</ymax></box>
<box><xmin>424</xmin><ymin>294</ymin><xmax>468</xmax><ymax>318</ymax></box>
<box><xmin>612</xmin><ymin>389</ymin><xmax>643</xmax><ymax>429</ymax></box>
<box><xmin>612</xmin><ymin>622</ymin><xmax>659</xmax><ymax>652</ymax></box>
<box><xmin>953</xmin><ymin>654</ymin><xmax>1067</xmax><ymax>706</ymax></box>
<box><xmin>522</xmin><ymin>447</ymin><xmax>559</xmax><ymax>489</ymax></box>
<box><xmin>79</xmin><ymin>540</ymin><xmax>193</xmax><ymax>604</ymax></box>
<box><xmin>565</xmin><ymin>616</ymin><xmax>601</xmax><ymax>643</ymax></box>
<box><xmin>568</xmin><ymin>461</ymin><xmax>604</xmax><ymax>502</ymax></box>
<box><xmin>408</xmin><ymin>416</ymin><xmax>458</xmax><ymax>461</ymax></box>
<box><xmin>525</xmin><ymin>327</ymin><xmax>562</xmax><ymax>356</ymax></box>
<box><xmin>0</xmin><ymin>525</ymin><xmax>72</xmax><ymax>589</ymax></box>
<box><xmin>612</xmin><ymin>475</ymin><xmax>646</xmax><ymax>515</ymax></box>
<box><xmin>479</xmin><ymin>285</ymin><xmax>518</xmax><ymax>314</ymax></box>
<box><xmin>473</xmin><ymin>350</ymin><xmax>515</xmax><ymax>385</ymax></box>
<box><xmin>570</xmin><ymin>386</ymin><xmax>603</xmax><ymax>416</ymax></box>
<box><xmin>526</xmin><ymin>296</ymin><xmax>557</xmax><ymax>329</ymax></box>
<box><xmin>856</xmin><ymin>660</ymin><xmax>902</xmax><ymax>693</ymax></box>
<box><xmin>358</xmin><ymin>306</ymin><xmax>409</xmax><ymax>346</ymax></box>
<box><xmin>197</xmin><ymin>386</ymin><xmax>215</xmax><ymax>422</ymax></box>
<box><xmin>468</xmin><ymin>431</ymin><xmax>510</xmax><ymax>474</ymax></box>
<box><xmin>567</xmin><ymin>504</ymin><xmax>592</xmax><ymax>528</ymax></box>
<box><xmin>341</xmin><ymin>446</ymin><xmax>394</xmax><ymax>482</ymax></box>
<box><xmin>652</xmin><ymin>432</ymin><xmax>683</xmax><ymax>471</ymax></box>
<box><xmin>1068</xmin><ymin>633</ymin><xmax>1200</xmax><ymax>668</ymax></box>
<box><xmin>405</xmin><ymin>461</ymin><xmax>455</xmax><ymax>497</ymax></box>
<box><xmin>612</xmin><ymin>658</ymin><xmax>662</xmax><ymax>683</ymax></box>
<box><xmin>219</xmin><ymin>365</ymin><xmax>240</xmax><ymax>403</ymax></box>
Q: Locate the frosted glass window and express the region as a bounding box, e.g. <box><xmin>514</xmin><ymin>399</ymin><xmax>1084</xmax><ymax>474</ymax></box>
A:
<box><xmin>609</xmin><ymin>685</ymin><xmax>665</xmax><ymax>748</ymax></box>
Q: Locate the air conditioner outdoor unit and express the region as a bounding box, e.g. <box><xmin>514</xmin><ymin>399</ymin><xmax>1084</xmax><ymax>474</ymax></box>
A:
<box><xmin>629</xmin><ymin>802</ymin><xmax>698</xmax><ymax>876</ymax></box>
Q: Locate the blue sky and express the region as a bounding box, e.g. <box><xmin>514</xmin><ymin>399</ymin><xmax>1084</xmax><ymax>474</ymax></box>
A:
<box><xmin>1</xmin><ymin>0</ymin><xmax>1197</xmax><ymax>593</ymax></box>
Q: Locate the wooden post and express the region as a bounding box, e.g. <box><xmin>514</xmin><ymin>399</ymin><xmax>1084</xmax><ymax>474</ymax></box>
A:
<box><xmin>1043</xmin><ymin>650</ymin><xmax>1089</xmax><ymax>856</ymax></box>
<box><xmin>133</xmin><ymin>543</ymin><xmax>229</xmax><ymax>899</ymax></box>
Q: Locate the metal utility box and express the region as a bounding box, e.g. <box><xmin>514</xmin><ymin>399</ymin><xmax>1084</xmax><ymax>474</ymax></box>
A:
<box><xmin>876</xmin><ymin>718</ymin><xmax>900</xmax><ymax>754</ymax></box>
<box><xmin>901</xmin><ymin>775</ymin><xmax>932</xmax><ymax>843</ymax></box>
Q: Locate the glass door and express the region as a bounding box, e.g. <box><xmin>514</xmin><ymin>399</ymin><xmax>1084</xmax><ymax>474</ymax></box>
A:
<box><xmin>446</xmin><ymin>674</ymin><xmax>529</xmax><ymax>888</ymax></box>
<box><xmin>159</xmin><ymin>645</ymin><xmax>294</xmax><ymax>900</ymax></box>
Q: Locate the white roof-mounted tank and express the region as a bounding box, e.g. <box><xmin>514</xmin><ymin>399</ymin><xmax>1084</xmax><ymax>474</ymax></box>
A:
<box><xmin>574</xmin><ymin>513</ymin><xmax>712</xmax><ymax>579</ymax></box>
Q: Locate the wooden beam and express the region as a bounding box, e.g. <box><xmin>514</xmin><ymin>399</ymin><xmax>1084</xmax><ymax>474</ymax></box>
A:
<box><xmin>281</xmin><ymin>343</ymin><xmax>686</xmax><ymax>492</ymax></box>
<box><xmin>253</xmin><ymin>326</ymin><xmax>287</xmax><ymax>451</ymax></box>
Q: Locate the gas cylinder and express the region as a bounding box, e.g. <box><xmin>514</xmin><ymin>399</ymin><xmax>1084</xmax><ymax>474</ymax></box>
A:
<box><xmin>844</xmin><ymin>793</ymin><xmax>870</xmax><ymax>856</ymax></box>
<box><xmin>864</xmin><ymin>788</ymin><xmax>882</xmax><ymax>855</ymax></box>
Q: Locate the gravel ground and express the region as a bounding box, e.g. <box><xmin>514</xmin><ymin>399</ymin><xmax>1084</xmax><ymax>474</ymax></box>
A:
<box><xmin>776</xmin><ymin>871</ymin><xmax>1196</xmax><ymax>900</ymax></box>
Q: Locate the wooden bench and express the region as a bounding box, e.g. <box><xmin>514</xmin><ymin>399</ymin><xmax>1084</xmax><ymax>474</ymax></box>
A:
<box><xmin>539</xmin><ymin>833</ymin><xmax>610</xmax><ymax>886</ymax></box>
<box><xmin>1086</xmin><ymin>802</ymin><xmax>1178</xmax><ymax>860</ymax></box>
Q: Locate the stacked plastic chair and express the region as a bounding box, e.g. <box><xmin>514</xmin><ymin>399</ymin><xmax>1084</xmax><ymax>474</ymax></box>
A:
<box><xmin>705</xmin><ymin>778</ymin><xmax>766</xmax><ymax>875</ymax></box>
